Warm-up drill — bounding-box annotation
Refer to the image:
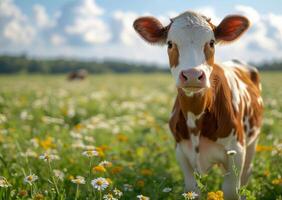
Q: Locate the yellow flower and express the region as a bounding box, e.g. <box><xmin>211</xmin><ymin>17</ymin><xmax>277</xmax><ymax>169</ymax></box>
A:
<box><xmin>111</xmin><ymin>166</ymin><xmax>123</xmax><ymax>174</ymax></box>
<box><xmin>39</xmin><ymin>137</ymin><xmax>55</xmax><ymax>149</ymax></box>
<box><xmin>272</xmin><ymin>178</ymin><xmax>282</xmax><ymax>185</ymax></box>
<box><xmin>74</xmin><ymin>123</ymin><xmax>84</xmax><ymax>131</ymax></box>
<box><xmin>92</xmin><ymin>165</ymin><xmax>106</xmax><ymax>173</ymax></box>
<box><xmin>256</xmin><ymin>145</ymin><xmax>273</xmax><ymax>152</ymax></box>
<box><xmin>33</xmin><ymin>193</ymin><xmax>44</xmax><ymax>200</ymax></box>
<box><xmin>263</xmin><ymin>170</ymin><xmax>270</xmax><ymax>177</ymax></box>
<box><xmin>141</xmin><ymin>169</ymin><xmax>153</xmax><ymax>176</ymax></box>
<box><xmin>136</xmin><ymin>180</ymin><xmax>145</xmax><ymax>187</ymax></box>
<box><xmin>117</xmin><ymin>134</ymin><xmax>128</xmax><ymax>142</ymax></box>
<box><xmin>207</xmin><ymin>190</ymin><xmax>224</xmax><ymax>200</ymax></box>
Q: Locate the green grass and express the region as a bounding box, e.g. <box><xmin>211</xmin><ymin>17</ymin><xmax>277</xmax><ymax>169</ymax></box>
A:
<box><xmin>0</xmin><ymin>73</ymin><xmax>281</xmax><ymax>200</ymax></box>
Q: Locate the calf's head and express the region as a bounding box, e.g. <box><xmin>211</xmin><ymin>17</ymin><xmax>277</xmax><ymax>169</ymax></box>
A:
<box><xmin>133</xmin><ymin>11</ymin><xmax>249</xmax><ymax>95</ymax></box>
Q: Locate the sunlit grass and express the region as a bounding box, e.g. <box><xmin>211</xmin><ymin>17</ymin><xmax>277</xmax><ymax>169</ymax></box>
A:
<box><xmin>0</xmin><ymin>72</ymin><xmax>281</xmax><ymax>199</ymax></box>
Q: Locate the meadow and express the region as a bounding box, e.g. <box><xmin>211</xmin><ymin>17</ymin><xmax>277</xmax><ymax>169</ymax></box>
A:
<box><xmin>0</xmin><ymin>72</ymin><xmax>281</xmax><ymax>200</ymax></box>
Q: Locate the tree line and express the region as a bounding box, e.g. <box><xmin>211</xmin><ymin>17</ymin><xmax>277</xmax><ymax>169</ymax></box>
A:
<box><xmin>0</xmin><ymin>55</ymin><xmax>281</xmax><ymax>74</ymax></box>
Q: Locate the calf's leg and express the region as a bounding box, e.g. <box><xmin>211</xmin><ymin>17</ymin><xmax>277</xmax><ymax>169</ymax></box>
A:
<box><xmin>176</xmin><ymin>144</ymin><xmax>199</xmax><ymax>194</ymax></box>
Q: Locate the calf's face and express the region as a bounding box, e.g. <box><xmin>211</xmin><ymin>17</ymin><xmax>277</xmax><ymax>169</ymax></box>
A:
<box><xmin>134</xmin><ymin>11</ymin><xmax>249</xmax><ymax>95</ymax></box>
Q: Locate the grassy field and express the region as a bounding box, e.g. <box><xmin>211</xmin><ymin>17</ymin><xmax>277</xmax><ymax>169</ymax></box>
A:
<box><xmin>0</xmin><ymin>73</ymin><xmax>281</xmax><ymax>200</ymax></box>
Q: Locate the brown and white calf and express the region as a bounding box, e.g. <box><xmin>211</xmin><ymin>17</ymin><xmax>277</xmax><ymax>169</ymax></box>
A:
<box><xmin>133</xmin><ymin>11</ymin><xmax>263</xmax><ymax>199</ymax></box>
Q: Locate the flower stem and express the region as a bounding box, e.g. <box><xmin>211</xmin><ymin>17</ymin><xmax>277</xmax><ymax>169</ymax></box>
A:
<box><xmin>75</xmin><ymin>185</ymin><xmax>79</xmax><ymax>200</ymax></box>
<box><xmin>99</xmin><ymin>190</ymin><xmax>102</xmax><ymax>200</ymax></box>
<box><xmin>48</xmin><ymin>161</ymin><xmax>60</xmax><ymax>196</ymax></box>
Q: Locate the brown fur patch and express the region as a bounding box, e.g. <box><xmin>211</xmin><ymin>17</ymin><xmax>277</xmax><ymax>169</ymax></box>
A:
<box><xmin>168</xmin><ymin>43</ymin><xmax>179</xmax><ymax>68</ymax></box>
<box><xmin>169</xmin><ymin>97</ymin><xmax>189</xmax><ymax>142</ymax></box>
<box><xmin>204</xmin><ymin>42</ymin><xmax>215</xmax><ymax>65</ymax></box>
<box><xmin>169</xmin><ymin>63</ymin><xmax>263</xmax><ymax>145</ymax></box>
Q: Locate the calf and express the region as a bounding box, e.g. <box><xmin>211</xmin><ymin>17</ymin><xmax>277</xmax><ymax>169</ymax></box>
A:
<box><xmin>133</xmin><ymin>11</ymin><xmax>263</xmax><ymax>199</ymax></box>
<box><xmin>67</xmin><ymin>69</ymin><xmax>88</xmax><ymax>81</ymax></box>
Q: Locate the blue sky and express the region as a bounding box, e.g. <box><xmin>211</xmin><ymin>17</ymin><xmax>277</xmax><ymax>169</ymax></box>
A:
<box><xmin>1</xmin><ymin>0</ymin><xmax>282</xmax><ymax>65</ymax></box>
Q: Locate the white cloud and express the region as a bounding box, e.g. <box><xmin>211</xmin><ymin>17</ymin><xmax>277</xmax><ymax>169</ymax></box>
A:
<box><xmin>64</xmin><ymin>0</ymin><xmax>111</xmax><ymax>44</ymax></box>
<box><xmin>112</xmin><ymin>11</ymin><xmax>139</xmax><ymax>46</ymax></box>
<box><xmin>50</xmin><ymin>34</ymin><xmax>65</xmax><ymax>46</ymax></box>
<box><xmin>33</xmin><ymin>4</ymin><xmax>54</xmax><ymax>29</ymax></box>
<box><xmin>0</xmin><ymin>0</ymin><xmax>36</xmax><ymax>45</ymax></box>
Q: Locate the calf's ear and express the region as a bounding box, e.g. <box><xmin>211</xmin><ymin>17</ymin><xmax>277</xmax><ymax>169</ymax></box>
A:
<box><xmin>133</xmin><ymin>17</ymin><xmax>168</xmax><ymax>45</ymax></box>
<box><xmin>215</xmin><ymin>15</ymin><xmax>250</xmax><ymax>43</ymax></box>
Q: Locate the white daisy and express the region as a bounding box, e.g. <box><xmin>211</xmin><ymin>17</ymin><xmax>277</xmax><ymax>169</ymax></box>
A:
<box><xmin>103</xmin><ymin>193</ymin><xmax>118</xmax><ymax>200</ymax></box>
<box><xmin>82</xmin><ymin>150</ymin><xmax>98</xmax><ymax>158</ymax></box>
<box><xmin>91</xmin><ymin>177</ymin><xmax>109</xmax><ymax>191</ymax></box>
<box><xmin>162</xmin><ymin>187</ymin><xmax>172</xmax><ymax>193</ymax></box>
<box><xmin>99</xmin><ymin>160</ymin><xmax>112</xmax><ymax>167</ymax></box>
<box><xmin>182</xmin><ymin>191</ymin><xmax>198</xmax><ymax>200</ymax></box>
<box><xmin>137</xmin><ymin>195</ymin><xmax>150</xmax><ymax>200</ymax></box>
<box><xmin>24</xmin><ymin>174</ymin><xmax>38</xmax><ymax>185</ymax></box>
<box><xmin>53</xmin><ymin>169</ymin><xmax>65</xmax><ymax>181</ymax></box>
<box><xmin>71</xmin><ymin>176</ymin><xmax>85</xmax><ymax>185</ymax></box>
<box><xmin>113</xmin><ymin>188</ymin><xmax>123</xmax><ymax>198</ymax></box>
<box><xmin>0</xmin><ymin>177</ymin><xmax>11</xmax><ymax>188</ymax></box>
<box><xmin>39</xmin><ymin>153</ymin><xmax>60</xmax><ymax>162</ymax></box>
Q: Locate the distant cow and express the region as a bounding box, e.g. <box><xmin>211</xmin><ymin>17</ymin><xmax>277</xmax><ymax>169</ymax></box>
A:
<box><xmin>134</xmin><ymin>11</ymin><xmax>263</xmax><ymax>199</ymax></box>
<box><xmin>67</xmin><ymin>69</ymin><xmax>88</xmax><ymax>81</ymax></box>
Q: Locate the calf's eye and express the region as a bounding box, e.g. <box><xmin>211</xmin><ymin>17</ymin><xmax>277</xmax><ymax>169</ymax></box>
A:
<box><xmin>167</xmin><ymin>41</ymin><xmax>173</xmax><ymax>49</ymax></box>
<box><xmin>209</xmin><ymin>40</ymin><xmax>215</xmax><ymax>48</ymax></box>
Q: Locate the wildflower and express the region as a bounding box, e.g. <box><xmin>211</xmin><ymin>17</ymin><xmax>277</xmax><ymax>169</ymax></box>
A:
<box><xmin>137</xmin><ymin>194</ymin><xmax>150</xmax><ymax>200</ymax></box>
<box><xmin>0</xmin><ymin>176</ymin><xmax>11</xmax><ymax>187</ymax></box>
<box><xmin>103</xmin><ymin>193</ymin><xmax>118</xmax><ymax>200</ymax></box>
<box><xmin>91</xmin><ymin>177</ymin><xmax>109</xmax><ymax>191</ymax></box>
<box><xmin>30</xmin><ymin>138</ymin><xmax>39</xmax><ymax>148</ymax></box>
<box><xmin>123</xmin><ymin>184</ymin><xmax>133</xmax><ymax>192</ymax></box>
<box><xmin>182</xmin><ymin>191</ymin><xmax>198</xmax><ymax>200</ymax></box>
<box><xmin>272</xmin><ymin>178</ymin><xmax>282</xmax><ymax>185</ymax></box>
<box><xmin>24</xmin><ymin>174</ymin><xmax>38</xmax><ymax>185</ymax></box>
<box><xmin>141</xmin><ymin>169</ymin><xmax>153</xmax><ymax>176</ymax></box>
<box><xmin>18</xmin><ymin>189</ymin><xmax>28</xmax><ymax>197</ymax></box>
<box><xmin>39</xmin><ymin>136</ymin><xmax>56</xmax><ymax>149</ymax></box>
<box><xmin>263</xmin><ymin>170</ymin><xmax>270</xmax><ymax>177</ymax></box>
<box><xmin>39</xmin><ymin>153</ymin><xmax>60</xmax><ymax>162</ymax></box>
<box><xmin>226</xmin><ymin>150</ymin><xmax>237</xmax><ymax>155</ymax></box>
<box><xmin>207</xmin><ymin>191</ymin><xmax>224</xmax><ymax>200</ymax></box>
<box><xmin>71</xmin><ymin>176</ymin><xmax>85</xmax><ymax>185</ymax></box>
<box><xmin>111</xmin><ymin>166</ymin><xmax>123</xmax><ymax>174</ymax></box>
<box><xmin>99</xmin><ymin>160</ymin><xmax>113</xmax><ymax>168</ymax></box>
<box><xmin>162</xmin><ymin>187</ymin><xmax>172</xmax><ymax>193</ymax></box>
<box><xmin>117</xmin><ymin>134</ymin><xmax>128</xmax><ymax>142</ymax></box>
<box><xmin>106</xmin><ymin>178</ymin><xmax>112</xmax><ymax>185</ymax></box>
<box><xmin>84</xmin><ymin>136</ymin><xmax>95</xmax><ymax>142</ymax></box>
<box><xmin>92</xmin><ymin>165</ymin><xmax>106</xmax><ymax>173</ymax></box>
<box><xmin>53</xmin><ymin>169</ymin><xmax>65</xmax><ymax>181</ymax></box>
<box><xmin>33</xmin><ymin>193</ymin><xmax>44</xmax><ymax>200</ymax></box>
<box><xmin>82</xmin><ymin>149</ymin><xmax>98</xmax><ymax>158</ymax></box>
<box><xmin>113</xmin><ymin>188</ymin><xmax>123</xmax><ymax>198</ymax></box>
<box><xmin>256</xmin><ymin>145</ymin><xmax>273</xmax><ymax>152</ymax></box>
<box><xmin>136</xmin><ymin>180</ymin><xmax>145</xmax><ymax>187</ymax></box>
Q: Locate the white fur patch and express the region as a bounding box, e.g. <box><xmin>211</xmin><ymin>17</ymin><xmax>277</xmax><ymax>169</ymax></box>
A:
<box><xmin>168</xmin><ymin>12</ymin><xmax>214</xmax><ymax>88</ymax></box>
<box><xmin>222</xmin><ymin>61</ymin><xmax>251</xmax><ymax>113</ymax></box>
<box><xmin>187</xmin><ymin>111</ymin><xmax>204</xmax><ymax>128</ymax></box>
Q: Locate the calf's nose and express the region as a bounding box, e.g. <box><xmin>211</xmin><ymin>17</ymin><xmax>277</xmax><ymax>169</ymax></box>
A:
<box><xmin>179</xmin><ymin>68</ymin><xmax>205</xmax><ymax>86</ymax></box>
